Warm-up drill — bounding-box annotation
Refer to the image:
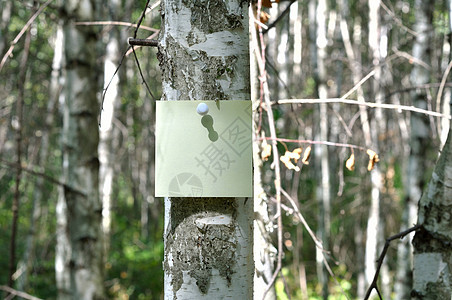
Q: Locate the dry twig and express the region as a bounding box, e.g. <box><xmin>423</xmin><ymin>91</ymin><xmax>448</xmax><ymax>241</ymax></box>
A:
<box><xmin>250</xmin><ymin>4</ymin><xmax>284</xmax><ymax>299</ymax></box>
<box><xmin>0</xmin><ymin>0</ymin><xmax>53</xmax><ymax>72</ymax></box>
<box><xmin>271</xmin><ymin>98</ymin><xmax>451</xmax><ymax>120</ymax></box>
<box><xmin>0</xmin><ymin>285</ymin><xmax>43</xmax><ymax>300</ymax></box>
<box><xmin>363</xmin><ymin>224</ymin><xmax>422</xmax><ymax>300</ymax></box>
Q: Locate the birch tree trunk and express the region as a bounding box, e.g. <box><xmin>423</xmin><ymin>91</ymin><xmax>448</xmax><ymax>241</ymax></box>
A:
<box><xmin>364</xmin><ymin>2</ymin><xmax>384</xmax><ymax>297</ymax></box>
<box><xmin>314</xmin><ymin>0</ymin><xmax>330</xmax><ymax>298</ymax></box>
<box><xmin>99</xmin><ymin>0</ymin><xmax>121</xmax><ymax>256</ymax></box>
<box><xmin>17</xmin><ymin>24</ymin><xmax>63</xmax><ymax>292</ymax></box>
<box><xmin>412</xmin><ymin>127</ymin><xmax>452</xmax><ymax>299</ymax></box>
<box><xmin>396</xmin><ymin>1</ymin><xmax>434</xmax><ymax>298</ymax></box>
<box><xmin>56</xmin><ymin>0</ymin><xmax>105</xmax><ymax>298</ymax></box>
<box><xmin>0</xmin><ymin>0</ymin><xmax>12</xmax><ymax>57</ymax></box>
<box><xmin>158</xmin><ymin>0</ymin><xmax>253</xmax><ymax>298</ymax></box>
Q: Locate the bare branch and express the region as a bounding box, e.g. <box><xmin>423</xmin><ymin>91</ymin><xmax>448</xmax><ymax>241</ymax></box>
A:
<box><xmin>0</xmin><ymin>0</ymin><xmax>53</xmax><ymax>73</ymax></box>
<box><xmin>75</xmin><ymin>21</ymin><xmax>159</xmax><ymax>33</ymax></box>
<box><xmin>341</xmin><ymin>70</ymin><xmax>375</xmax><ymax>100</ymax></box>
<box><xmin>380</xmin><ymin>1</ymin><xmax>417</xmax><ymax>36</ymax></box>
<box><xmin>280</xmin><ymin>189</ymin><xmax>323</xmax><ymax>249</ymax></box>
<box><xmin>364</xmin><ymin>224</ymin><xmax>422</xmax><ymax>300</ymax></box>
<box><xmin>435</xmin><ymin>59</ymin><xmax>452</xmax><ymax>122</ymax></box>
<box><xmin>134</xmin><ymin>0</ymin><xmax>152</xmax><ymax>39</ymax></box>
<box><xmin>270</xmin><ymin>98</ymin><xmax>451</xmax><ymax>120</ymax></box>
<box><xmin>131</xmin><ymin>46</ymin><xmax>156</xmax><ymax>100</ymax></box>
<box><xmin>128</xmin><ymin>38</ymin><xmax>158</xmax><ymax>47</ymax></box>
<box><xmin>0</xmin><ymin>285</ymin><xmax>43</xmax><ymax>300</ymax></box>
<box><xmin>280</xmin><ymin>189</ymin><xmax>350</xmax><ymax>300</ymax></box>
<box><xmin>0</xmin><ymin>159</ymin><xmax>86</xmax><ymax>197</ymax></box>
<box><xmin>392</xmin><ymin>47</ymin><xmax>431</xmax><ymax>70</ymax></box>
<box><xmin>125</xmin><ymin>32</ymin><xmax>159</xmax><ymax>56</ymax></box>
<box><xmin>262</xmin><ymin>137</ymin><xmax>368</xmax><ymax>151</ymax></box>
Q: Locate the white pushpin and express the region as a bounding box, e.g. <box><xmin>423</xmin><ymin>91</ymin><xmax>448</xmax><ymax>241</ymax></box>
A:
<box><xmin>196</xmin><ymin>103</ymin><xmax>209</xmax><ymax>115</ymax></box>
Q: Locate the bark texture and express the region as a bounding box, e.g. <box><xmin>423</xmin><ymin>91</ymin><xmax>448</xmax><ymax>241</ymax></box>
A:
<box><xmin>412</xmin><ymin>129</ymin><xmax>452</xmax><ymax>299</ymax></box>
<box><xmin>56</xmin><ymin>0</ymin><xmax>105</xmax><ymax>299</ymax></box>
<box><xmin>158</xmin><ymin>0</ymin><xmax>253</xmax><ymax>299</ymax></box>
<box><xmin>396</xmin><ymin>1</ymin><xmax>434</xmax><ymax>298</ymax></box>
<box><xmin>99</xmin><ymin>0</ymin><xmax>121</xmax><ymax>257</ymax></box>
<box><xmin>314</xmin><ymin>0</ymin><xmax>331</xmax><ymax>298</ymax></box>
<box><xmin>364</xmin><ymin>2</ymin><xmax>384</xmax><ymax>297</ymax></box>
<box><xmin>17</xmin><ymin>24</ymin><xmax>63</xmax><ymax>292</ymax></box>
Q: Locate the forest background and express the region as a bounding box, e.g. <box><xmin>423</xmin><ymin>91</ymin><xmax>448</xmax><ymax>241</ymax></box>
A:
<box><xmin>0</xmin><ymin>0</ymin><xmax>451</xmax><ymax>299</ymax></box>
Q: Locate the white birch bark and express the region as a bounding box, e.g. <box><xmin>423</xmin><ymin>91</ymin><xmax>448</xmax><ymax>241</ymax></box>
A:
<box><xmin>441</xmin><ymin>0</ymin><xmax>452</xmax><ymax>146</ymax></box>
<box><xmin>291</xmin><ymin>1</ymin><xmax>302</xmax><ymax>80</ymax></box>
<box><xmin>277</xmin><ymin>3</ymin><xmax>289</xmax><ymax>101</ymax></box>
<box><xmin>99</xmin><ymin>0</ymin><xmax>121</xmax><ymax>255</ymax></box>
<box><xmin>17</xmin><ymin>24</ymin><xmax>63</xmax><ymax>292</ymax></box>
<box><xmin>158</xmin><ymin>0</ymin><xmax>253</xmax><ymax>298</ymax></box>
<box><xmin>396</xmin><ymin>1</ymin><xmax>434</xmax><ymax>298</ymax></box>
<box><xmin>56</xmin><ymin>0</ymin><xmax>105</xmax><ymax>298</ymax></box>
<box><xmin>314</xmin><ymin>0</ymin><xmax>330</xmax><ymax>298</ymax></box>
<box><xmin>364</xmin><ymin>2</ymin><xmax>384</xmax><ymax>297</ymax></box>
<box><xmin>412</xmin><ymin>128</ymin><xmax>452</xmax><ymax>299</ymax></box>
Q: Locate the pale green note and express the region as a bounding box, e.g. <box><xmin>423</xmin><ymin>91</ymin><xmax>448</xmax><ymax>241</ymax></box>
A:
<box><xmin>155</xmin><ymin>100</ymin><xmax>252</xmax><ymax>197</ymax></box>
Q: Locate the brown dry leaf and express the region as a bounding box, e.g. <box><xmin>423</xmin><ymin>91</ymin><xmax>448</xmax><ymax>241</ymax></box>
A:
<box><xmin>366</xmin><ymin>149</ymin><xmax>380</xmax><ymax>171</ymax></box>
<box><xmin>288</xmin><ymin>147</ymin><xmax>302</xmax><ymax>163</ymax></box>
<box><xmin>280</xmin><ymin>151</ymin><xmax>300</xmax><ymax>172</ymax></box>
<box><xmin>261</xmin><ymin>139</ymin><xmax>272</xmax><ymax>161</ymax></box>
<box><xmin>301</xmin><ymin>146</ymin><xmax>311</xmax><ymax>165</ymax></box>
<box><xmin>345</xmin><ymin>153</ymin><xmax>355</xmax><ymax>171</ymax></box>
<box><xmin>260</xmin><ymin>11</ymin><xmax>270</xmax><ymax>24</ymax></box>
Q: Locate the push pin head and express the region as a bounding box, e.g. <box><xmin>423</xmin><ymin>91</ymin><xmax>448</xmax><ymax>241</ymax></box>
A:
<box><xmin>197</xmin><ymin>103</ymin><xmax>209</xmax><ymax>116</ymax></box>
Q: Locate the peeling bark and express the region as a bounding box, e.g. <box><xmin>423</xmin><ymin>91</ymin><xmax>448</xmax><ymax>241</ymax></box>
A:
<box><xmin>412</xmin><ymin>129</ymin><xmax>452</xmax><ymax>299</ymax></box>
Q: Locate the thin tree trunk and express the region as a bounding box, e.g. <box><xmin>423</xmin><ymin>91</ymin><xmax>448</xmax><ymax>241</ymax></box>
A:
<box><xmin>354</xmin><ymin>215</ymin><xmax>366</xmax><ymax>299</ymax></box>
<box><xmin>338</xmin><ymin>4</ymin><xmax>367</xmax><ymax>296</ymax></box>
<box><xmin>9</xmin><ymin>7</ymin><xmax>32</xmax><ymax>289</ymax></box>
<box><xmin>412</xmin><ymin>127</ymin><xmax>452</xmax><ymax>299</ymax></box>
<box><xmin>16</xmin><ymin>23</ymin><xmax>63</xmax><ymax>293</ymax></box>
<box><xmin>56</xmin><ymin>0</ymin><xmax>105</xmax><ymax>298</ymax></box>
<box><xmin>158</xmin><ymin>0</ymin><xmax>253</xmax><ymax>298</ymax></box>
<box><xmin>314</xmin><ymin>0</ymin><xmax>330</xmax><ymax>298</ymax></box>
<box><xmin>291</xmin><ymin>1</ymin><xmax>302</xmax><ymax>85</ymax></box>
<box><xmin>364</xmin><ymin>2</ymin><xmax>384</xmax><ymax>298</ymax></box>
<box><xmin>277</xmin><ymin>3</ymin><xmax>289</xmax><ymax>101</ymax></box>
<box><xmin>396</xmin><ymin>1</ymin><xmax>434</xmax><ymax>298</ymax></box>
<box><xmin>0</xmin><ymin>0</ymin><xmax>12</xmax><ymax>56</ymax></box>
<box><xmin>99</xmin><ymin>0</ymin><xmax>121</xmax><ymax>256</ymax></box>
<box><xmin>441</xmin><ymin>0</ymin><xmax>452</xmax><ymax>146</ymax></box>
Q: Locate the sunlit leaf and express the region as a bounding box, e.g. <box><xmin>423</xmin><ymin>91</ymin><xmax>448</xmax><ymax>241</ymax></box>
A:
<box><xmin>346</xmin><ymin>153</ymin><xmax>355</xmax><ymax>171</ymax></box>
<box><xmin>301</xmin><ymin>146</ymin><xmax>311</xmax><ymax>165</ymax></box>
<box><xmin>367</xmin><ymin>149</ymin><xmax>380</xmax><ymax>171</ymax></box>
<box><xmin>261</xmin><ymin>138</ymin><xmax>272</xmax><ymax>161</ymax></box>
<box><xmin>280</xmin><ymin>151</ymin><xmax>300</xmax><ymax>172</ymax></box>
